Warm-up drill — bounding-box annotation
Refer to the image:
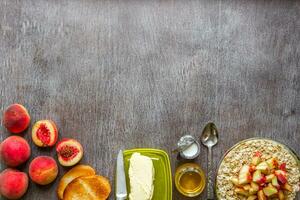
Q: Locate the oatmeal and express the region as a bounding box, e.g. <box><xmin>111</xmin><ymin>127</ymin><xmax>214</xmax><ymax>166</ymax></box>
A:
<box><xmin>216</xmin><ymin>139</ymin><xmax>300</xmax><ymax>200</ymax></box>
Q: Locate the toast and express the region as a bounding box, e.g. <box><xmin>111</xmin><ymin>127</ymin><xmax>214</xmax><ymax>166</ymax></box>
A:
<box><xmin>57</xmin><ymin>165</ymin><xmax>96</xmax><ymax>199</ymax></box>
<box><xmin>63</xmin><ymin>175</ymin><xmax>111</xmax><ymax>200</ymax></box>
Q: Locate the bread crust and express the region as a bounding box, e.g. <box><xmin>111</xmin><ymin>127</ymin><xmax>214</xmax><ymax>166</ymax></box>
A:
<box><xmin>57</xmin><ymin>165</ymin><xmax>96</xmax><ymax>199</ymax></box>
<box><xmin>63</xmin><ymin>175</ymin><xmax>111</xmax><ymax>200</ymax></box>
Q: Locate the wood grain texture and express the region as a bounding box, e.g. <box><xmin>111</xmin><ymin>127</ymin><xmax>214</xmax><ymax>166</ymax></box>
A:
<box><xmin>0</xmin><ymin>0</ymin><xmax>299</xmax><ymax>199</ymax></box>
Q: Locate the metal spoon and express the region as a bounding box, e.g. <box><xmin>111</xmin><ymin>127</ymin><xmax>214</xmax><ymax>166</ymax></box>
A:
<box><xmin>200</xmin><ymin>122</ymin><xmax>219</xmax><ymax>200</ymax></box>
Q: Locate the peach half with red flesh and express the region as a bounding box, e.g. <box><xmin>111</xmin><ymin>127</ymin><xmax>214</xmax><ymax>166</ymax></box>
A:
<box><xmin>32</xmin><ymin>120</ymin><xmax>58</xmax><ymax>147</ymax></box>
<box><xmin>29</xmin><ymin>156</ymin><xmax>58</xmax><ymax>185</ymax></box>
<box><xmin>0</xmin><ymin>136</ymin><xmax>31</xmax><ymax>167</ymax></box>
<box><xmin>56</xmin><ymin>138</ymin><xmax>83</xmax><ymax>167</ymax></box>
<box><xmin>0</xmin><ymin>168</ymin><xmax>29</xmax><ymax>199</ymax></box>
<box><xmin>3</xmin><ymin>104</ymin><xmax>30</xmax><ymax>134</ymax></box>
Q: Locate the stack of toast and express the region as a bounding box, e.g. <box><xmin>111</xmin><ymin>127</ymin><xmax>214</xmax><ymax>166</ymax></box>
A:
<box><xmin>57</xmin><ymin>165</ymin><xmax>111</xmax><ymax>200</ymax></box>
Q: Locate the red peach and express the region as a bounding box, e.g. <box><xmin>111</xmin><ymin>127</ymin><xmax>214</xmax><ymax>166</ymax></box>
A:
<box><xmin>3</xmin><ymin>104</ymin><xmax>31</xmax><ymax>134</ymax></box>
<box><xmin>29</xmin><ymin>156</ymin><xmax>58</xmax><ymax>185</ymax></box>
<box><xmin>0</xmin><ymin>136</ymin><xmax>31</xmax><ymax>167</ymax></box>
<box><xmin>0</xmin><ymin>168</ymin><xmax>28</xmax><ymax>199</ymax></box>
<box><xmin>32</xmin><ymin>120</ymin><xmax>58</xmax><ymax>147</ymax></box>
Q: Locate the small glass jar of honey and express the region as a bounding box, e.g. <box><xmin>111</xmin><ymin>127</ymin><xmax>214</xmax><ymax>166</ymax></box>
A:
<box><xmin>175</xmin><ymin>163</ymin><xmax>206</xmax><ymax>197</ymax></box>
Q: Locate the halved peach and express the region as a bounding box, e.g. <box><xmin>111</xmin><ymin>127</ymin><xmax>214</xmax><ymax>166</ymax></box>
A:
<box><xmin>32</xmin><ymin>120</ymin><xmax>58</xmax><ymax>147</ymax></box>
<box><xmin>3</xmin><ymin>104</ymin><xmax>30</xmax><ymax>134</ymax></box>
<box><xmin>56</xmin><ymin>138</ymin><xmax>83</xmax><ymax>167</ymax></box>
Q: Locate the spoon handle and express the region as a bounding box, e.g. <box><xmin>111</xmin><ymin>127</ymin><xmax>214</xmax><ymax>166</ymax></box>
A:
<box><xmin>207</xmin><ymin>146</ymin><xmax>214</xmax><ymax>199</ymax></box>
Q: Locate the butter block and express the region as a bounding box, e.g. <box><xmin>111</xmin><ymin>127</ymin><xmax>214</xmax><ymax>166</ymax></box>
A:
<box><xmin>129</xmin><ymin>153</ymin><xmax>155</xmax><ymax>200</ymax></box>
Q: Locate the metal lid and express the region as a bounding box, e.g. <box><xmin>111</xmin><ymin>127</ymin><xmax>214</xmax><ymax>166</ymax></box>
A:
<box><xmin>177</xmin><ymin>135</ymin><xmax>200</xmax><ymax>159</ymax></box>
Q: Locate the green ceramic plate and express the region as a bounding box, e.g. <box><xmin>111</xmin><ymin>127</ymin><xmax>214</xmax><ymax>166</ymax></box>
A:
<box><xmin>123</xmin><ymin>148</ymin><xmax>172</xmax><ymax>200</ymax></box>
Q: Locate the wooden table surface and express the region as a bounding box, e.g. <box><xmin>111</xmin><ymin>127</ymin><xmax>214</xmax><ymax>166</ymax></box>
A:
<box><xmin>1</xmin><ymin>0</ymin><xmax>299</xmax><ymax>199</ymax></box>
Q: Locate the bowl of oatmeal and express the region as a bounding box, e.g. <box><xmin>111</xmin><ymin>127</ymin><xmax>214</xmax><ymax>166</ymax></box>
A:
<box><xmin>215</xmin><ymin>138</ymin><xmax>300</xmax><ymax>200</ymax></box>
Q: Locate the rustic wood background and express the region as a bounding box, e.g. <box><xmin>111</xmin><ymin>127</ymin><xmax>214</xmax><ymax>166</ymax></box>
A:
<box><xmin>0</xmin><ymin>0</ymin><xmax>299</xmax><ymax>199</ymax></box>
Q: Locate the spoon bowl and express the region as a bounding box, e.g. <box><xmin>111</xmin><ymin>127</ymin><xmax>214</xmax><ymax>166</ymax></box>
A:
<box><xmin>201</xmin><ymin>122</ymin><xmax>219</xmax><ymax>147</ymax></box>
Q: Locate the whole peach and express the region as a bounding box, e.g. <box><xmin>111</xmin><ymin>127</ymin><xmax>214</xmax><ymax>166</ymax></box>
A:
<box><xmin>3</xmin><ymin>104</ymin><xmax>31</xmax><ymax>134</ymax></box>
<box><xmin>29</xmin><ymin>156</ymin><xmax>58</xmax><ymax>185</ymax></box>
<box><xmin>0</xmin><ymin>168</ymin><xmax>28</xmax><ymax>199</ymax></box>
<box><xmin>0</xmin><ymin>136</ymin><xmax>31</xmax><ymax>167</ymax></box>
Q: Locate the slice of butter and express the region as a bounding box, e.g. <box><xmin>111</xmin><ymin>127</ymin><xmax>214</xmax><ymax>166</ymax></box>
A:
<box><xmin>129</xmin><ymin>152</ymin><xmax>155</xmax><ymax>200</ymax></box>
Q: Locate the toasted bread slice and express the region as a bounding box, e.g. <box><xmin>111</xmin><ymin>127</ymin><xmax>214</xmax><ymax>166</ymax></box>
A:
<box><xmin>57</xmin><ymin>165</ymin><xmax>96</xmax><ymax>199</ymax></box>
<box><xmin>63</xmin><ymin>175</ymin><xmax>111</xmax><ymax>200</ymax></box>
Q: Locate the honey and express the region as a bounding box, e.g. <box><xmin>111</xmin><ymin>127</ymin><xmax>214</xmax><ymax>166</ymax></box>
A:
<box><xmin>179</xmin><ymin>171</ymin><xmax>202</xmax><ymax>192</ymax></box>
<box><xmin>175</xmin><ymin>163</ymin><xmax>206</xmax><ymax>197</ymax></box>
